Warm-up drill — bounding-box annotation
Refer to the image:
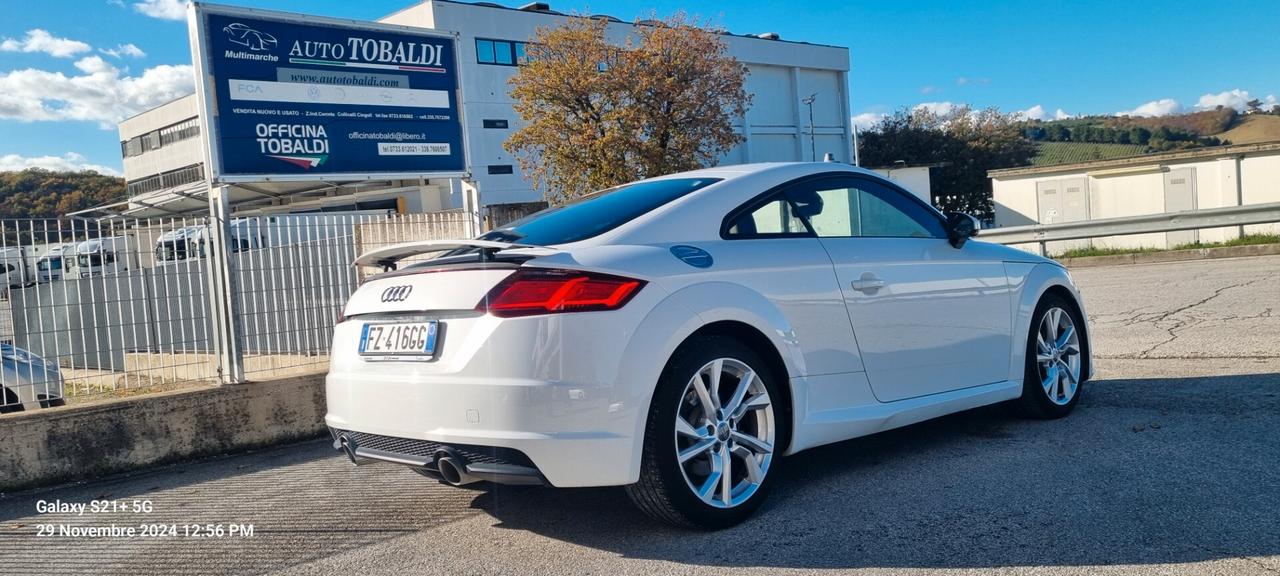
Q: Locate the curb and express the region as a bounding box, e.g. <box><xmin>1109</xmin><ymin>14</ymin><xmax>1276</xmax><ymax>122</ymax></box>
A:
<box><xmin>0</xmin><ymin>374</ymin><xmax>327</xmax><ymax>492</ymax></box>
<box><xmin>1059</xmin><ymin>243</ymin><xmax>1280</xmax><ymax>268</ymax></box>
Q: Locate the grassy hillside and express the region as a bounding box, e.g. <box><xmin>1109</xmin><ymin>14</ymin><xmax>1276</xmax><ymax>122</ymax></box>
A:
<box><xmin>1215</xmin><ymin>114</ymin><xmax>1280</xmax><ymax>144</ymax></box>
<box><xmin>1030</xmin><ymin>142</ymin><xmax>1147</xmax><ymax>166</ymax></box>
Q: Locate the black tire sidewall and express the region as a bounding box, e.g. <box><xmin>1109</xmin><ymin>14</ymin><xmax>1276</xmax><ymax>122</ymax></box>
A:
<box><xmin>646</xmin><ymin>335</ymin><xmax>785</xmax><ymax>528</ymax></box>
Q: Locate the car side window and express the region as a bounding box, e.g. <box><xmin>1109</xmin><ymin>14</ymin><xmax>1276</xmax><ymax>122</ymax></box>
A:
<box><xmin>790</xmin><ymin>177</ymin><xmax>946</xmax><ymax>239</ymax></box>
<box><xmin>725</xmin><ymin>194</ymin><xmax>810</xmax><ymax>238</ymax></box>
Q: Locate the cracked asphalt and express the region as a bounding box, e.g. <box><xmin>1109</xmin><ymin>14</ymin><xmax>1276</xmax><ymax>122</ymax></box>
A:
<box><xmin>1</xmin><ymin>255</ymin><xmax>1278</xmax><ymax>576</ymax></box>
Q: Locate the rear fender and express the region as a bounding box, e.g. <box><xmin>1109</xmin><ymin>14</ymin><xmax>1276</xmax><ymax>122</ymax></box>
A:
<box><xmin>615</xmin><ymin>281</ymin><xmax>803</xmax><ymax>483</ymax></box>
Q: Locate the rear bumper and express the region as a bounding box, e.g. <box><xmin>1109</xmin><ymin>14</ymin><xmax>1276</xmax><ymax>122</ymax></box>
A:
<box><xmin>328</xmin><ymin>427</ymin><xmax>546</xmax><ymax>485</ymax></box>
<box><xmin>324</xmin><ymin>310</ymin><xmax>657</xmax><ymax>488</ymax></box>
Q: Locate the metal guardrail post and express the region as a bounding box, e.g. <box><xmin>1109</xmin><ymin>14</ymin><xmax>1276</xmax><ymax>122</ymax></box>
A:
<box><xmin>206</xmin><ymin>186</ymin><xmax>246</xmax><ymax>384</ymax></box>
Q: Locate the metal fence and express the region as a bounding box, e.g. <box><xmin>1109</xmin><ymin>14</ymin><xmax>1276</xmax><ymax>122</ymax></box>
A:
<box><xmin>0</xmin><ymin>209</ymin><xmax>474</xmax><ymax>411</ymax></box>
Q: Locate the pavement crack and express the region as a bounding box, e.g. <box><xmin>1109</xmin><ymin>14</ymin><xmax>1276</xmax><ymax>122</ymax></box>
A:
<box><xmin>1136</xmin><ymin>274</ymin><xmax>1280</xmax><ymax>358</ymax></box>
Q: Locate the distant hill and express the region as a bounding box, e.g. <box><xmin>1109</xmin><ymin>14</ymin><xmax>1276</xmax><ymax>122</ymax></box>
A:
<box><xmin>1030</xmin><ymin>142</ymin><xmax>1148</xmax><ymax>166</ymax></box>
<box><xmin>1024</xmin><ymin>109</ymin><xmax>1280</xmax><ymax>167</ymax></box>
<box><xmin>0</xmin><ymin>168</ymin><xmax>125</xmax><ymax>219</ymax></box>
<box><xmin>1215</xmin><ymin>114</ymin><xmax>1280</xmax><ymax>145</ymax></box>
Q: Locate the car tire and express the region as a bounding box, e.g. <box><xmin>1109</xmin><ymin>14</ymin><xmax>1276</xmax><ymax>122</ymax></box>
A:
<box><xmin>625</xmin><ymin>334</ymin><xmax>785</xmax><ymax>529</ymax></box>
<box><xmin>1015</xmin><ymin>293</ymin><xmax>1087</xmax><ymax>419</ymax></box>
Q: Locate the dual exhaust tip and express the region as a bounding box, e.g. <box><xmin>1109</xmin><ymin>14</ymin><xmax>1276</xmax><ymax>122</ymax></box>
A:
<box><xmin>337</xmin><ymin>433</ymin><xmax>479</xmax><ymax>487</ymax></box>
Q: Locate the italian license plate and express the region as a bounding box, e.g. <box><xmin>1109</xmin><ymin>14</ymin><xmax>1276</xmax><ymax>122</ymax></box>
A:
<box><xmin>358</xmin><ymin>321</ymin><xmax>438</xmax><ymax>360</ymax></box>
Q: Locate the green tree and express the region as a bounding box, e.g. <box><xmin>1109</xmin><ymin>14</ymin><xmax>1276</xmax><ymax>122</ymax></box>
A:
<box><xmin>859</xmin><ymin>106</ymin><xmax>1036</xmax><ymax>220</ymax></box>
<box><xmin>1129</xmin><ymin>126</ymin><xmax>1151</xmax><ymax>145</ymax></box>
<box><xmin>505</xmin><ymin>14</ymin><xmax>750</xmax><ymax>204</ymax></box>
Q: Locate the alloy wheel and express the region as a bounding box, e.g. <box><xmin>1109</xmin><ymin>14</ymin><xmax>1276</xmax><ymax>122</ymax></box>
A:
<box><xmin>673</xmin><ymin>358</ymin><xmax>775</xmax><ymax>509</ymax></box>
<box><xmin>1036</xmin><ymin>307</ymin><xmax>1082</xmax><ymax>405</ymax></box>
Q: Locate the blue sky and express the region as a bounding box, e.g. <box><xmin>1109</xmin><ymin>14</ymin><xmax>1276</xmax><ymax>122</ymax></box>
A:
<box><xmin>1</xmin><ymin>0</ymin><xmax>1277</xmax><ymax>175</ymax></box>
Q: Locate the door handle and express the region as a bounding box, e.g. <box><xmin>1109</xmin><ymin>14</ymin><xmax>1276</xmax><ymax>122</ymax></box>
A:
<box><xmin>851</xmin><ymin>273</ymin><xmax>885</xmax><ymax>294</ymax></box>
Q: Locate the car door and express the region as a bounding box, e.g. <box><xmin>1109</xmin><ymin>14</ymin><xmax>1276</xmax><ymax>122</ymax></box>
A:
<box><xmin>716</xmin><ymin>189</ymin><xmax>866</xmax><ymax>378</ymax></box>
<box><xmin>788</xmin><ymin>175</ymin><xmax>1012</xmax><ymax>402</ymax></box>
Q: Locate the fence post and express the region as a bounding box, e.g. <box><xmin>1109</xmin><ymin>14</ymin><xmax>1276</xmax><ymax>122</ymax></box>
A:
<box><xmin>206</xmin><ymin>186</ymin><xmax>246</xmax><ymax>384</ymax></box>
<box><xmin>462</xmin><ymin>179</ymin><xmax>483</xmax><ymax>236</ymax></box>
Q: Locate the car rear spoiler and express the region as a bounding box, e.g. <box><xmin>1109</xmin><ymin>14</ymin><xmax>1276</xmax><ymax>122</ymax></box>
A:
<box><xmin>353</xmin><ymin>239</ymin><xmax>554</xmax><ymax>268</ymax></box>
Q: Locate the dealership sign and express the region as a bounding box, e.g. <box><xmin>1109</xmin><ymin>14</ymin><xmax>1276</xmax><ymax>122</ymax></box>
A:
<box><xmin>188</xmin><ymin>3</ymin><xmax>467</xmax><ymax>182</ymax></box>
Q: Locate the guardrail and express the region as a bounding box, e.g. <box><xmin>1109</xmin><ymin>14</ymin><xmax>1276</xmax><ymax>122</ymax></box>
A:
<box><xmin>978</xmin><ymin>201</ymin><xmax>1280</xmax><ymax>255</ymax></box>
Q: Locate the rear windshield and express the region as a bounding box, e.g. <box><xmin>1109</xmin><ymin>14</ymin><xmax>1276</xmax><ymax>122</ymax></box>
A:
<box><xmin>479</xmin><ymin>177</ymin><xmax>720</xmax><ymax>246</ymax></box>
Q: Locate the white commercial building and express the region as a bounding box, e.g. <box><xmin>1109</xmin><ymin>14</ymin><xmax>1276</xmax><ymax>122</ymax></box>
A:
<box><xmin>989</xmin><ymin>142</ymin><xmax>1280</xmax><ymax>252</ymax></box>
<box><xmin>111</xmin><ymin>0</ymin><xmax>852</xmax><ymax>217</ymax></box>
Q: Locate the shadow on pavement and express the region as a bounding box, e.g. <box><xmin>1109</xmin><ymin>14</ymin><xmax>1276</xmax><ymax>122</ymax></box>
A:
<box><xmin>0</xmin><ymin>439</ymin><xmax>492</xmax><ymax>575</ymax></box>
<box><xmin>478</xmin><ymin>372</ymin><xmax>1280</xmax><ymax>570</ymax></box>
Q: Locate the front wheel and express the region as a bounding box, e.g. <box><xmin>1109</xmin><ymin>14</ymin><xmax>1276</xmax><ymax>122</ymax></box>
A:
<box><xmin>1016</xmin><ymin>294</ymin><xmax>1086</xmax><ymax>419</ymax></box>
<box><xmin>625</xmin><ymin>335</ymin><xmax>784</xmax><ymax>529</ymax></box>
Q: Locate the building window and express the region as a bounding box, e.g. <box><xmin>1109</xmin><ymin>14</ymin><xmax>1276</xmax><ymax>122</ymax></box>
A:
<box><xmin>487</xmin><ymin>164</ymin><xmax>514</xmax><ymax>175</ymax></box>
<box><xmin>126</xmin><ymin>163</ymin><xmax>204</xmax><ymax>196</ymax></box>
<box><xmin>121</xmin><ymin>117</ymin><xmax>200</xmax><ymax>158</ymax></box>
<box><xmin>476</xmin><ymin>38</ymin><xmax>528</xmax><ymax>67</ymax></box>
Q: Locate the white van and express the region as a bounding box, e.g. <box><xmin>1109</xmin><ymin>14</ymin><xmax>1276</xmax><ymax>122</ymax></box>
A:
<box><xmin>70</xmin><ymin>236</ymin><xmax>135</xmax><ymax>278</ymax></box>
<box><xmin>0</xmin><ymin>247</ymin><xmax>30</xmax><ymax>288</ymax></box>
<box><xmin>34</xmin><ymin>244</ymin><xmax>76</xmax><ymax>283</ymax></box>
<box><xmin>154</xmin><ymin>220</ymin><xmax>266</xmax><ymax>266</ymax></box>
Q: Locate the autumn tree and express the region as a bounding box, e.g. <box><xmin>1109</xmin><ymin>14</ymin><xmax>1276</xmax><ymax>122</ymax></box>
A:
<box><xmin>505</xmin><ymin>14</ymin><xmax>750</xmax><ymax>204</ymax></box>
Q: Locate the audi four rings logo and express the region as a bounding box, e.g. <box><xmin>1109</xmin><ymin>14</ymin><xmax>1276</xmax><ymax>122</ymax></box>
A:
<box><xmin>380</xmin><ymin>285</ymin><xmax>413</xmax><ymax>302</ymax></box>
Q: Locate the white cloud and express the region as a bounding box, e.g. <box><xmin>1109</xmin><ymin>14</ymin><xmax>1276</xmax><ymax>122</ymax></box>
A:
<box><xmin>1116</xmin><ymin>98</ymin><xmax>1182</xmax><ymax>118</ymax></box>
<box><xmin>0</xmin><ymin>29</ymin><xmax>91</xmax><ymax>58</ymax></box>
<box><xmin>1195</xmin><ymin>89</ymin><xmax>1279</xmax><ymax>112</ymax></box>
<box><xmin>956</xmin><ymin>77</ymin><xmax>989</xmax><ymax>86</ymax></box>
<box><xmin>0</xmin><ymin>152</ymin><xmax>121</xmax><ymax>175</ymax></box>
<box><xmin>1016</xmin><ymin>105</ymin><xmax>1073</xmax><ymax>121</ymax></box>
<box><xmin>1016</xmin><ymin>104</ymin><xmax>1047</xmax><ymax>121</ymax></box>
<box><xmin>0</xmin><ymin>58</ymin><xmax>194</xmax><ymax>128</ymax></box>
<box><xmin>100</xmin><ymin>43</ymin><xmax>146</xmax><ymax>59</ymax></box>
<box><xmin>852</xmin><ymin>112</ymin><xmax>886</xmax><ymax>130</ymax></box>
<box><xmin>913</xmin><ymin>101</ymin><xmax>959</xmax><ymax>117</ymax></box>
<box><xmin>132</xmin><ymin>0</ymin><xmax>187</xmax><ymax>21</ymax></box>
<box><xmin>920</xmin><ymin>85</ymin><xmax>941</xmax><ymax>95</ymax></box>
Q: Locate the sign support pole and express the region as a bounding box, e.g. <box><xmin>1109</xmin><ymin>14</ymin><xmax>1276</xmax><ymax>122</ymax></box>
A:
<box><xmin>206</xmin><ymin>185</ymin><xmax>246</xmax><ymax>384</ymax></box>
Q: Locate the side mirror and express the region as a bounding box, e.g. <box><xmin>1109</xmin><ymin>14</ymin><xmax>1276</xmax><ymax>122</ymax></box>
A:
<box><xmin>945</xmin><ymin>212</ymin><xmax>980</xmax><ymax>248</ymax></box>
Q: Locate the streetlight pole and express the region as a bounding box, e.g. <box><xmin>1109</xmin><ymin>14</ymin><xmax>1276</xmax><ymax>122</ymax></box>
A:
<box><xmin>801</xmin><ymin>93</ymin><xmax>816</xmax><ymax>161</ymax></box>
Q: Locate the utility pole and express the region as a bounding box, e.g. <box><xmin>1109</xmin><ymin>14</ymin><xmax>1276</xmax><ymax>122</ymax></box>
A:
<box><xmin>802</xmin><ymin>93</ymin><xmax>817</xmax><ymax>161</ymax></box>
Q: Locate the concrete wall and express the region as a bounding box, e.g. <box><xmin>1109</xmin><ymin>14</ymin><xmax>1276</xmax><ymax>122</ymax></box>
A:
<box><xmin>992</xmin><ymin>149</ymin><xmax>1280</xmax><ymax>253</ymax></box>
<box><xmin>0</xmin><ymin>374</ymin><xmax>326</xmax><ymax>492</ymax></box>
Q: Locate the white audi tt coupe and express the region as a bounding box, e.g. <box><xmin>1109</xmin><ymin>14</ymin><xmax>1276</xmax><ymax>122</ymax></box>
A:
<box><xmin>326</xmin><ymin>162</ymin><xmax>1092</xmax><ymax>528</ymax></box>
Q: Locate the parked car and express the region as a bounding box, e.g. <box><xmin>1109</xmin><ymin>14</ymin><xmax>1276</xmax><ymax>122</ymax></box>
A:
<box><xmin>325</xmin><ymin>162</ymin><xmax>1093</xmax><ymax>528</ymax></box>
<box><xmin>0</xmin><ymin>343</ymin><xmax>65</xmax><ymax>413</ymax></box>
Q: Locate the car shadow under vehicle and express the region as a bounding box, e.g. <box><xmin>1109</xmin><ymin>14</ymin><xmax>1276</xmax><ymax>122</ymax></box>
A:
<box><xmin>475</xmin><ymin>372</ymin><xmax>1280</xmax><ymax>570</ymax></box>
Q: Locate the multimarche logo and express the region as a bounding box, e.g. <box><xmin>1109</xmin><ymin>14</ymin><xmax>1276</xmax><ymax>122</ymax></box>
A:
<box><xmin>255</xmin><ymin>123</ymin><xmax>329</xmax><ymax>169</ymax></box>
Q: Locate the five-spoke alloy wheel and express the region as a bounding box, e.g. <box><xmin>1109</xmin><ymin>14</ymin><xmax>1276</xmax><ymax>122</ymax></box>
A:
<box><xmin>674</xmin><ymin>357</ymin><xmax>775</xmax><ymax>509</ymax></box>
<box><xmin>627</xmin><ymin>335</ymin><xmax>785</xmax><ymax>528</ymax></box>
<box><xmin>1018</xmin><ymin>293</ymin><xmax>1088</xmax><ymax>418</ymax></box>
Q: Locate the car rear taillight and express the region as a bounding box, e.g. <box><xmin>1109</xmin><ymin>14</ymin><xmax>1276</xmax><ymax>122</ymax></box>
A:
<box><xmin>478</xmin><ymin>269</ymin><xmax>645</xmax><ymax>317</ymax></box>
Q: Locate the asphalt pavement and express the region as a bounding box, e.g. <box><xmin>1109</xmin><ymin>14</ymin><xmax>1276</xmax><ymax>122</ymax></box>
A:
<box><xmin>1</xmin><ymin>255</ymin><xmax>1278</xmax><ymax>576</ymax></box>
